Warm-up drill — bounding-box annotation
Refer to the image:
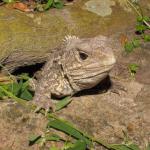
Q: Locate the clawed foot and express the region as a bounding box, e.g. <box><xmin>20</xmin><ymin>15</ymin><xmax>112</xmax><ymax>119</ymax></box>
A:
<box><xmin>110</xmin><ymin>81</ymin><xmax>127</xmax><ymax>95</ymax></box>
<box><xmin>32</xmin><ymin>98</ymin><xmax>55</xmax><ymax>114</ymax></box>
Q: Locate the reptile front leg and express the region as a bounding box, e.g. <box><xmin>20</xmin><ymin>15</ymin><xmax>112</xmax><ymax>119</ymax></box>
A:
<box><xmin>32</xmin><ymin>55</ymin><xmax>56</xmax><ymax>112</ymax></box>
<box><xmin>33</xmin><ymin>95</ymin><xmax>54</xmax><ymax>112</ymax></box>
<box><xmin>110</xmin><ymin>75</ymin><xmax>127</xmax><ymax>95</ymax></box>
<box><xmin>32</xmin><ymin>80</ymin><xmax>55</xmax><ymax>112</ymax></box>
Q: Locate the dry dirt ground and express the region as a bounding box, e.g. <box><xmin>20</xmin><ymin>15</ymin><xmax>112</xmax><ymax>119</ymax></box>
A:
<box><xmin>0</xmin><ymin>32</ymin><xmax>150</xmax><ymax>149</ymax></box>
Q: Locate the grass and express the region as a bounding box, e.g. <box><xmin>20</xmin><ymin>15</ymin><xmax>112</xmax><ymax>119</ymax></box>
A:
<box><xmin>0</xmin><ymin>0</ymin><xmax>149</xmax><ymax>149</ymax></box>
<box><xmin>0</xmin><ymin>0</ymin><xmax>64</xmax><ymax>11</ymax></box>
<box><xmin>0</xmin><ymin>71</ymin><xmax>149</xmax><ymax>150</ymax></box>
<box><xmin>123</xmin><ymin>0</ymin><xmax>150</xmax><ymax>77</ymax></box>
<box><xmin>124</xmin><ymin>0</ymin><xmax>150</xmax><ymax>53</ymax></box>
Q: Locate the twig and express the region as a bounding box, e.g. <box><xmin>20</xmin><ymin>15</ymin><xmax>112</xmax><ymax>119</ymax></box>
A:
<box><xmin>127</xmin><ymin>0</ymin><xmax>150</xmax><ymax>29</ymax></box>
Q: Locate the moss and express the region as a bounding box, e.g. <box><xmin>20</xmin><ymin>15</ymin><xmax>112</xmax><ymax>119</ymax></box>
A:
<box><xmin>68</xmin><ymin>3</ymin><xmax>135</xmax><ymax>37</ymax></box>
<box><xmin>0</xmin><ymin>7</ymin><xmax>69</xmax><ymax>61</ymax></box>
<box><xmin>0</xmin><ymin>2</ymin><xmax>137</xmax><ymax>62</ymax></box>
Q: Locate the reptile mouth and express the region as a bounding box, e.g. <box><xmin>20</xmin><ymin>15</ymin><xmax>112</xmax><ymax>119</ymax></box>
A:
<box><xmin>109</xmin><ymin>55</ymin><xmax>116</xmax><ymax>65</ymax></box>
<box><xmin>103</xmin><ymin>52</ymin><xmax>116</xmax><ymax>66</ymax></box>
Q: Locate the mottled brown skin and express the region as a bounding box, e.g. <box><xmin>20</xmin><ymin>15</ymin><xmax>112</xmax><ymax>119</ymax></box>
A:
<box><xmin>33</xmin><ymin>36</ymin><xmax>116</xmax><ymax>110</ymax></box>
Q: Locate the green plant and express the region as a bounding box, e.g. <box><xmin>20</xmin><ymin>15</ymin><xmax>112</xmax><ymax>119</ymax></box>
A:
<box><xmin>29</xmin><ymin>112</ymin><xmax>146</xmax><ymax>150</ymax></box>
<box><xmin>124</xmin><ymin>38</ymin><xmax>140</xmax><ymax>53</ymax></box>
<box><xmin>128</xmin><ymin>63</ymin><xmax>139</xmax><ymax>76</ymax></box>
<box><xmin>0</xmin><ymin>65</ymin><xmax>146</xmax><ymax>150</ymax></box>
<box><xmin>0</xmin><ymin>0</ymin><xmax>64</xmax><ymax>11</ymax></box>
<box><xmin>124</xmin><ymin>0</ymin><xmax>150</xmax><ymax>53</ymax></box>
<box><xmin>0</xmin><ymin>73</ymin><xmax>33</xmax><ymax>101</ymax></box>
<box><xmin>44</xmin><ymin>0</ymin><xmax>64</xmax><ymax>10</ymax></box>
<box><xmin>35</xmin><ymin>0</ymin><xmax>64</xmax><ymax>11</ymax></box>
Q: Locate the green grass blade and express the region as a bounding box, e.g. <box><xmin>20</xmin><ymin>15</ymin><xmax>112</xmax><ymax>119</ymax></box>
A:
<box><xmin>45</xmin><ymin>134</ymin><xmax>64</xmax><ymax>141</ymax></box>
<box><xmin>55</xmin><ymin>97</ymin><xmax>72</xmax><ymax>111</ymax></box>
<box><xmin>44</xmin><ymin>0</ymin><xmax>53</xmax><ymax>10</ymax></box>
<box><xmin>8</xmin><ymin>82</ymin><xmax>21</xmax><ymax>96</ymax></box>
<box><xmin>20</xmin><ymin>89</ymin><xmax>33</xmax><ymax>100</ymax></box>
<box><xmin>146</xmin><ymin>143</ymin><xmax>150</xmax><ymax>150</ymax></box>
<box><xmin>52</xmin><ymin>0</ymin><xmax>63</xmax><ymax>9</ymax></box>
<box><xmin>47</xmin><ymin>119</ymin><xmax>92</xmax><ymax>146</ymax></box>
<box><xmin>29</xmin><ymin>135</ymin><xmax>42</xmax><ymax>145</ymax></box>
<box><xmin>110</xmin><ymin>143</ymin><xmax>141</xmax><ymax>150</ymax></box>
<box><xmin>110</xmin><ymin>144</ymin><xmax>132</xmax><ymax>150</ymax></box>
<box><xmin>127</xmin><ymin>144</ymin><xmax>141</xmax><ymax>150</ymax></box>
<box><xmin>66</xmin><ymin>140</ymin><xmax>87</xmax><ymax>150</ymax></box>
<box><xmin>50</xmin><ymin>147</ymin><xmax>59</xmax><ymax>150</ymax></box>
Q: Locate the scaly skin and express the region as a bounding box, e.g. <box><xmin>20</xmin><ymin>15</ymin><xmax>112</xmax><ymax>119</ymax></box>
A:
<box><xmin>32</xmin><ymin>35</ymin><xmax>116</xmax><ymax>111</ymax></box>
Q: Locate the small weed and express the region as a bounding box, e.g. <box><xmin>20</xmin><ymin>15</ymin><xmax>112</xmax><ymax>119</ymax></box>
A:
<box><xmin>36</xmin><ymin>0</ymin><xmax>64</xmax><ymax>11</ymax></box>
<box><xmin>44</xmin><ymin>0</ymin><xmax>64</xmax><ymax>10</ymax></box>
<box><xmin>124</xmin><ymin>0</ymin><xmax>150</xmax><ymax>53</ymax></box>
<box><xmin>124</xmin><ymin>38</ymin><xmax>140</xmax><ymax>53</ymax></box>
<box><xmin>0</xmin><ymin>73</ymin><xmax>33</xmax><ymax>101</ymax></box>
<box><xmin>128</xmin><ymin>63</ymin><xmax>139</xmax><ymax>76</ymax></box>
<box><xmin>28</xmin><ymin>113</ymin><xmax>143</xmax><ymax>150</ymax></box>
<box><xmin>0</xmin><ymin>70</ymin><xmax>142</xmax><ymax>150</ymax></box>
<box><xmin>0</xmin><ymin>1</ymin><xmax>148</xmax><ymax>149</ymax></box>
<box><xmin>0</xmin><ymin>0</ymin><xmax>64</xmax><ymax>11</ymax></box>
<box><xmin>55</xmin><ymin>96</ymin><xmax>72</xmax><ymax>111</ymax></box>
<box><xmin>136</xmin><ymin>16</ymin><xmax>150</xmax><ymax>33</ymax></box>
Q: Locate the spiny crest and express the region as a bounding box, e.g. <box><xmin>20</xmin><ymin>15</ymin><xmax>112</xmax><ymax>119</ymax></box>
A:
<box><xmin>63</xmin><ymin>35</ymin><xmax>79</xmax><ymax>44</ymax></box>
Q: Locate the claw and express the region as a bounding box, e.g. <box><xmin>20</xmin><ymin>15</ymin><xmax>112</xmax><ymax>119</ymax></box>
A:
<box><xmin>110</xmin><ymin>77</ymin><xmax>127</xmax><ymax>95</ymax></box>
<box><xmin>32</xmin><ymin>96</ymin><xmax>55</xmax><ymax>114</ymax></box>
<box><xmin>33</xmin><ymin>106</ymin><xmax>54</xmax><ymax>116</ymax></box>
<box><xmin>34</xmin><ymin>106</ymin><xmax>43</xmax><ymax>113</ymax></box>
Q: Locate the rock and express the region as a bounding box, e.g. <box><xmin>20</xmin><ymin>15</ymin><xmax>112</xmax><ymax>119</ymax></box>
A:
<box><xmin>0</xmin><ymin>0</ymin><xmax>150</xmax><ymax>149</ymax></box>
<box><xmin>0</xmin><ymin>100</ymin><xmax>47</xmax><ymax>150</ymax></box>
<box><xmin>0</xmin><ymin>0</ymin><xmax>138</xmax><ymax>71</ymax></box>
<box><xmin>84</xmin><ymin>0</ymin><xmax>115</xmax><ymax>17</ymax></box>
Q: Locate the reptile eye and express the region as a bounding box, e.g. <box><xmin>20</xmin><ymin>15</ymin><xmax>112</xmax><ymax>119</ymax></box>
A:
<box><xmin>79</xmin><ymin>52</ymin><xmax>88</xmax><ymax>60</ymax></box>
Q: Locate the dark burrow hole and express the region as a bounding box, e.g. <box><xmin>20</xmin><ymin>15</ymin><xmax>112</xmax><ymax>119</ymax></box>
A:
<box><xmin>52</xmin><ymin>76</ymin><xmax>112</xmax><ymax>99</ymax></box>
<box><xmin>12</xmin><ymin>62</ymin><xmax>45</xmax><ymax>77</ymax></box>
<box><xmin>75</xmin><ymin>76</ymin><xmax>112</xmax><ymax>97</ymax></box>
<box><xmin>11</xmin><ymin>63</ymin><xmax>112</xmax><ymax>98</ymax></box>
<box><xmin>51</xmin><ymin>76</ymin><xmax>112</xmax><ymax>100</ymax></box>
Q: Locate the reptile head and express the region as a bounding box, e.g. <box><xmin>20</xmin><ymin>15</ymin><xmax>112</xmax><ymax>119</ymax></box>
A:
<box><xmin>62</xmin><ymin>35</ymin><xmax>116</xmax><ymax>92</ymax></box>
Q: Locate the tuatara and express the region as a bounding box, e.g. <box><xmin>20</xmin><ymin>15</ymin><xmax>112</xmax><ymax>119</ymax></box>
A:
<box><xmin>32</xmin><ymin>35</ymin><xmax>116</xmax><ymax>111</ymax></box>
